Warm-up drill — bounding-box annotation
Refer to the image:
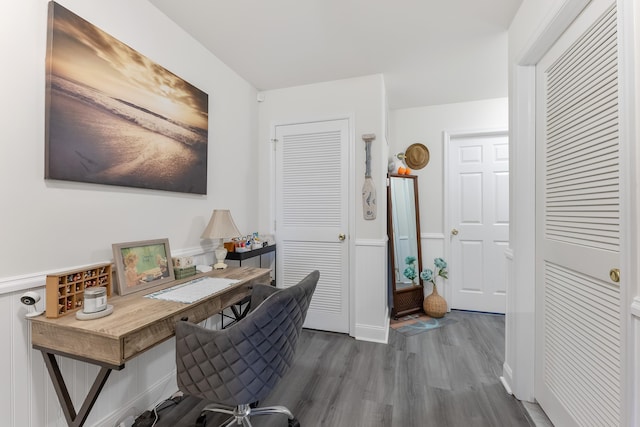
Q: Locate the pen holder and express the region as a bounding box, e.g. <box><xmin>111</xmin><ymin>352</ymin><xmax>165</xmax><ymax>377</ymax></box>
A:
<box><xmin>83</xmin><ymin>287</ymin><xmax>107</xmax><ymax>313</ymax></box>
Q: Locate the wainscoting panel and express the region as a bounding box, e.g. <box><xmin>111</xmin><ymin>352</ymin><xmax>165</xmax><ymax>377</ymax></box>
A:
<box><xmin>3</xmin><ymin>239</ymin><xmax>396</xmax><ymax>424</ymax></box>
<box><xmin>0</xmin><ymin>248</ymin><xmax>213</xmax><ymax>427</ymax></box>
<box><xmin>353</xmin><ymin>238</ymin><xmax>388</xmax><ymax>343</ymax></box>
<box><xmin>8</xmin><ymin>293</ymin><xmax>181</xmax><ymax>427</ymax></box>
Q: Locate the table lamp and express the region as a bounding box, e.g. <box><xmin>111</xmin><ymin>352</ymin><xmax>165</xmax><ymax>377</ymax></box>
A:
<box><xmin>201</xmin><ymin>209</ymin><xmax>242</xmax><ymax>269</ymax></box>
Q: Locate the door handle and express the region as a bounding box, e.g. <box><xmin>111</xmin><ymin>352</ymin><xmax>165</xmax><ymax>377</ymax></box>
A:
<box><xmin>609</xmin><ymin>268</ymin><xmax>620</xmax><ymax>283</ymax></box>
<box><xmin>338</xmin><ymin>233</ymin><xmax>346</xmax><ymax>241</ymax></box>
<box><xmin>451</xmin><ymin>228</ymin><xmax>459</xmax><ymax>236</ymax></box>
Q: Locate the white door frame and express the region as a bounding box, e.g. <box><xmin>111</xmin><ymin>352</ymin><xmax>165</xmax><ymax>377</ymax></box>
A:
<box><xmin>268</xmin><ymin>114</ymin><xmax>356</xmax><ymax>336</ymax></box>
<box><xmin>443</xmin><ymin>128</ymin><xmax>508</xmax><ymax>310</ymax></box>
<box><xmin>508</xmin><ymin>1</ymin><xmax>636</xmax><ymax>425</ymax></box>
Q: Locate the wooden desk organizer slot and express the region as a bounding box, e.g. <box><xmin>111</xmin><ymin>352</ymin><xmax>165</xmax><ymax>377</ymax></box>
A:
<box><xmin>45</xmin><ymin>263</ymin><xmax>112</xmax><ymax>318</ymax></box>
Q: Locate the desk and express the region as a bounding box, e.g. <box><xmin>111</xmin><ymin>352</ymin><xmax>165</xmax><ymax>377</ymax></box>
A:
<box><xmin>30</xmin><ymin>266</ymin><xmax>270</xmax><ymax>427</ymax></box>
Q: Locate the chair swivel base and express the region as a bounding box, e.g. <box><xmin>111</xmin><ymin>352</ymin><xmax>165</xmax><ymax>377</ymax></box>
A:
<box><xmin>196</xmin><ymin>403</ymin><xmax>300</xmax><ymax>427</ymax></box>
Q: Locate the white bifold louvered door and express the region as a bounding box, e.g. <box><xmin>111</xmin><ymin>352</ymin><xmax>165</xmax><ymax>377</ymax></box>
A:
<box><xmin>274</xmin><ymin>119</ymin><xmax>350</xmax><ymax>333</ymax></box>
<box><xmin>535</xmin><ymin>1</ymin><xmax>622</xmax><ymax>426</ymax></box>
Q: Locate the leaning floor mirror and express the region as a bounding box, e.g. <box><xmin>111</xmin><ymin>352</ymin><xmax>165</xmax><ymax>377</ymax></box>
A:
<box><xmin>387</xmin><ymin>173</ymin><xmax>423</xmax><ymax>318</ymax></box>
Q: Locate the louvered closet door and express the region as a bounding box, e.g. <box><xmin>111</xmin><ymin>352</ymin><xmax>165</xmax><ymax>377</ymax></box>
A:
<box><xmin>535</xmin><ymin>1</ymin><xmax>622</xmax><ymax>426</ymax></box>
<box><xmin>274</xmin><ymin>119</ymin><xmax>350</xmax><ymax>333</ymax></box>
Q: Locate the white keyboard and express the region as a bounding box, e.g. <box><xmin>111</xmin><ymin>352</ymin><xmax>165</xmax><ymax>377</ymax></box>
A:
<box><xmin>145</xmin><ymin>276</ymin><xmax>240</xmax><ymax>304</ymax></box>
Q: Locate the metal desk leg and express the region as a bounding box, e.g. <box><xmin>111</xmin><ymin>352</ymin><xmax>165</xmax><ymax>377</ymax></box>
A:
<box><xmin>41</xmin><ymin>351</ymin><xmax>113</xmax><ymax>427</ymax></box>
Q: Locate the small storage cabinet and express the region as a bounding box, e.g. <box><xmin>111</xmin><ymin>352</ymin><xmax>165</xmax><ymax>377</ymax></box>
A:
<box><xmin>45</xmin><ymin>263</ymin><xmax>112</xmax><ymax>318</ymax></box>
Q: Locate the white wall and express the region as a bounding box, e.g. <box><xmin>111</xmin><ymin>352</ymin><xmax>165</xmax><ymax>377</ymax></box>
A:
<box><xmin>390</xmin><ymin>98</ymin><xmax>508</xmax><ymax>234</ymax></box>
<box><xmin>390</xmin><ymin>99</ymin><xmax>508</xmax><ymax>301</ymax></box>
<box><xmin>0</xmin><ymin>0</ymin><xmax>259</xmax><ymax>280</ymax></box>
<box><xmin>0</xmin><ymin>1</ymin><xmax>259</xmax><ymax>425</ymax></box>
<box><xmin>257</xmin><ymin>75</ymin><xmax>390</xmax><ymax>342</ymax></box>
<box><xmin>257</xmin><ymin>74</ymin><xmax>388</xmax><ymax>240</ymax></box>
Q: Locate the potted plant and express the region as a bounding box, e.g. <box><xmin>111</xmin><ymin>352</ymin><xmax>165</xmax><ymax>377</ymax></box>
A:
<box><xmin>421</xmin><ymin>258</ymin><xmax>448</xmax><ymax>317</ymax></box>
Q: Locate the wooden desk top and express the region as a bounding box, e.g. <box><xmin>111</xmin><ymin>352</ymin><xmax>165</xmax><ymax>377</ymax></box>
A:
<box><xmin>30</xmin><ymin>267</ymin><xmax>271</xmax><ymax>368</ymax></box>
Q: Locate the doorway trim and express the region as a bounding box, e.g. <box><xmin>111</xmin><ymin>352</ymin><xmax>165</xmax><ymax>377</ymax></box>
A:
<box><xmin>269</xmin><ymin>113</ymin><xmax>357</xmax><ymax>336</ymax></box>
<box><xmin>506</xmin><ymin>0</ymin><xmax>591</xmax><ymax>403</ymax></box>
<box><xmin>443</xmin><ymin>128</ymin><xmax>508</xmax><ymax>310</ymax></box>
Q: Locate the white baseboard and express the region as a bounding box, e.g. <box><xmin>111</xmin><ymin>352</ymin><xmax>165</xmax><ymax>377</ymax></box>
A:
<box><xmin>500</xmin><ymin>376</ymin><xmax>513</xmax><ymax>395</ymax></box>
<box><xmin>353</xmin><ymin>316</ymin><xmax>389</xmax><ymax>344</ymax></box>
<box><xmin>353</xmin><ymin>307</ymin><xmax>390</xmax><ymax>344</ymax></box>
<box><xmin>501</xmin><ymin>362</ymin><xmax>514</xmax><ymax>395</ymax></box>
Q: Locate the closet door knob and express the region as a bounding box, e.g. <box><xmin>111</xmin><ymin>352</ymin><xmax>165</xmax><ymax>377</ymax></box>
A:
<box><xmin>451</xmin><ymin>228</ymin><xmax>459</xmax><ymax>236</ymax></box>
<box><xmin>338</xmin><ymin>233</ymin><xmax>346</xmax><ymax>241</ymax></box>
<box><xmin>609</xmin><ymin>268</ymin><xmax>620</xmax><ymax>283</ymax></box>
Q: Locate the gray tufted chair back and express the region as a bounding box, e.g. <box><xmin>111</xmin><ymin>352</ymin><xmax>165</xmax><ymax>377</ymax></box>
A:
<box><xmin>175</xmin><ymin>270</ymin><xmax>319</xmax><ymax>409</ymax></box>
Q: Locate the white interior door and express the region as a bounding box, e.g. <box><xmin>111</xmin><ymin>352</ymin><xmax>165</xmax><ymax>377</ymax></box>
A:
<box><xmin>274</xmin><ymin>119</ymin><xmax>350</xmax><ymax>333</ymax></box>
<box><xmin>447</xmin><ymin>131</ymin><xmax>509</xmax><ymax>314</ymax></box>
<box><xmin>535</xmin><ymin>1</ymin><xmax>623</xmax><ymax>426</ymax></box>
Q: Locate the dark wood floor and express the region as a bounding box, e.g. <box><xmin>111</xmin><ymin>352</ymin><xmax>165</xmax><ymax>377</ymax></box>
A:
<box><xmin>153</xmin><ymin>310</ymin><xmax>533</xmax><ymax>427</ymax></box>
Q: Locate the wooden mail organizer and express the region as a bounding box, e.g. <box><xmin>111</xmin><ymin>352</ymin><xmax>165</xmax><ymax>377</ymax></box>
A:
<box><xmin>30</xmin><ymin>266</ymin><xmax>271</xmax><ymax>427</ymax></box>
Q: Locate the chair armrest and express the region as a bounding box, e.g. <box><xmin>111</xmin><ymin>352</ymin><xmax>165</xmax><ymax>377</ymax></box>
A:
<box><xmin>249</xmin><ymin>283</ymin><xmax>279</xmax><ymax>312</ymax></box>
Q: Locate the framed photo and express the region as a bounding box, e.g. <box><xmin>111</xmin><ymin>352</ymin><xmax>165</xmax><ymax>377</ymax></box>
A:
<box><xmin>112</xmin><ymin>238</ymin><xmax>175</xmax><ymax>295</ymax></box>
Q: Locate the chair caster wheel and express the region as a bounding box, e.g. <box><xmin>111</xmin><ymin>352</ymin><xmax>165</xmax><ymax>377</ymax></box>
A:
<box><xmin>288</xmin><ymin>418</ymin><xmax>300</xmax><ymax>427</ymax></box>
<box><xmin>195</xmin><ymin>413</ymin><xmax>207</xmax><ymax>427</ymax></box>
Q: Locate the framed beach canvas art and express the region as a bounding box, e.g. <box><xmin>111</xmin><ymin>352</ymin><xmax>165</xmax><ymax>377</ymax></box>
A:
<box><xmin>44</xmin><ymin>2</ymin><xmax>208</xmax><ymax>194</ymax></box>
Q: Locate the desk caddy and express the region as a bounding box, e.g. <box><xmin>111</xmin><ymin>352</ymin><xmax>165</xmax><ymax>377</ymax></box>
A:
<box><xmin>45</xmin><ymin>263</ymin><xmax>112</xmax><ymax>318</ymax></box>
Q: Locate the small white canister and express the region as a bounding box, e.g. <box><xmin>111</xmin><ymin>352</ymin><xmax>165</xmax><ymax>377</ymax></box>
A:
<box><xmin>84</xmin><ymin>287</ymin><xmax>107</xmax><ymax>313</ymax></box>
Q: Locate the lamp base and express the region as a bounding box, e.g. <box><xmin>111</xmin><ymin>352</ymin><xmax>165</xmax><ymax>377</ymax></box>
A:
<box><xmin>213</xmin><ymin>247</ymin><xmax>228</xmax><ymax>270</ymax></box>
<box><xmin>213</xmin><ymin>262</ymin><xmax>228</xmax><ymax>270</ymax></box>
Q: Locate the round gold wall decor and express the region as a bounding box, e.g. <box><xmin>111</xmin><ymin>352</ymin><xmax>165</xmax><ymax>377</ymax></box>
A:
<box><xmin>404</xmin><ymin>143</ymin><xmax>430</xmax><ymax>169</ymax></box>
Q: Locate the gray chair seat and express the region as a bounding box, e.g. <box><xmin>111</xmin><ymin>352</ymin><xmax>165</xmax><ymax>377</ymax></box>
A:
<box><xmin>176</xmin><ymin>270</ymin><xmax>319</xmax><ymax>427</ymax></box>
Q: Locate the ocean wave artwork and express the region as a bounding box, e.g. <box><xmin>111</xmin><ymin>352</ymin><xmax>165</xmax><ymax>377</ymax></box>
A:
<box><xmin>45</xmin><ymin>2</ymin><xmax>208</xmax><ymax>194</ymax></box>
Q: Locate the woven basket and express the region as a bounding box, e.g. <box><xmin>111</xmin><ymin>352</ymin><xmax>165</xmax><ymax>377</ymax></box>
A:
<box><xmin>423</xmin><ymin>285</ymin><xmax>447</xmax><ymax>318</ymax></box>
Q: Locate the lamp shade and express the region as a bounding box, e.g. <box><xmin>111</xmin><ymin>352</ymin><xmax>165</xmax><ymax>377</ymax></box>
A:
<box><xmin>202</xmin><ymin>210</ymin><xmax>241</xmax><ymax>270</ymax></box>
<box><xmin>201</xmin><ymin>210</ymin><xmax>242</xmax><ymax>240</ymax></box>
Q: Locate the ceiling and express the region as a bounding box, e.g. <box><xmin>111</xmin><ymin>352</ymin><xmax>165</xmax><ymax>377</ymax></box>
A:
<box><xmin>149</xmin><ymin>0</ymin><xmax>522</xmax><ymax>110</ymax></box>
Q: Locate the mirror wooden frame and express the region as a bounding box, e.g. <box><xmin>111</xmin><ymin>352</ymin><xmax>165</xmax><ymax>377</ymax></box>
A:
<box><xmin>387</xmin><ymin>173</ymin><xmax>424</xmax><ymax>318</ymax></box>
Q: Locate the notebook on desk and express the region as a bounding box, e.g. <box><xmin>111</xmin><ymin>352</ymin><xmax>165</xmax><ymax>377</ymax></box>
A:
<box><xmin>145</xmin><ymin>276</ymin><xmax>240</xmax><ymax>304</ymax></box>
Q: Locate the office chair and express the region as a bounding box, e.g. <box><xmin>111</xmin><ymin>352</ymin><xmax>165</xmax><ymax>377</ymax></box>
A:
<box><xmin>175</xmin><ymin>270</ymin><xmax>319</xmax><ymax>427</ymax></box>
